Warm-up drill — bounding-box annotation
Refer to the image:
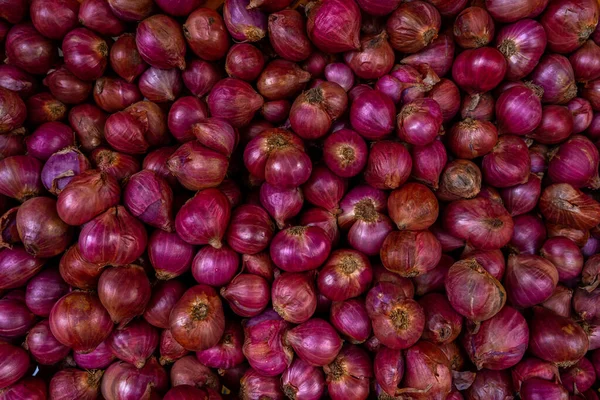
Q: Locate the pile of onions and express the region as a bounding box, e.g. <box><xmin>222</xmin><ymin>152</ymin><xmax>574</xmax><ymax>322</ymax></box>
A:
<box><xmin>2</xmin><ymin>0</ymin><xmax>600</xmax><ymax>398</ymax></box>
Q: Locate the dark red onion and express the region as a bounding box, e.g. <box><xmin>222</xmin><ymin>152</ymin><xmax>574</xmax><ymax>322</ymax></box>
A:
<box><xmin>560</xmin><ymin>357</ymin><xmax>596</xmax><ymax>393</ymax></box>
<box><xmin>583</xmin><ymin>254</ymin><xmax>600</xmax><ymax>291</ymax></box>
<box><xmin>58</xmin><ymin>244</ymin><xmax>104</xmax><ymax>290</ymax></box>
<box><xmin>74</xmin><ymin>340</ymin><xmax>116</xmax><ymax>369</ymax></box>
<box><xmin>221</xmin><ymin>273</ymin><xmax>270</xmax><ymax>318</ymax></box>
<box><xmin>387</xmin><ymin>183</ymin><xmax>438</xmax><ymax>231</ymax></box>
<box><xmin>191</xmin><ymin>245</ymin><xmax>238</xmax><ymax>287</ymax></box>
<box><xmin>570</xmin><ymin>40</ymin><xmax>600</xmax><ymax>83</ymax></box>
<box><xmin>257</xmin><ymin>59</ymin><xmax>310</xmax><ymax>101</ymax></box>
<box><xmin>410</xmin><ymin>139</ymin><xmax>447</xmax><ymax>190</ymax></box>
<box><xmin>143</xmin><ymin>280</ymin><xmax>186</xmax><ymax>329</ymax></box>
<box><xmin>419</xmin><ymin>293</ymin><xmax>463</xmax><ymax>344</ymax></box>
<box><xmin>208</xmin><ymin>78</ymin><xmax>264</xmax><ymax>128</ymax></box>
<box><xmin>413</xmin><ymin>254</ymin><xmax>453</xmax><ymax>296</ymax></box>
<box><xmin>508</xmin><ymin>214</ymin><xmax>547</xmax><ymax>255</ymax></box>
<box><xmin>242</xmin><ymin>309</ymin><xmax>293</xmax><ymax>376</ymax></box>
<box><xmin>529</xmin><ymin>105</ymin><xmax>574</xmax><ymax>144</ymax></box>
<box><xmin>323</xmin><ymin>344</ymin><xmax>372</xmax><ymax>400</ymax></box>
<box><xmin>448</xmin><ymin>119</ymin><xmax>498</xmax><ymax>159</ymax></box>
<box><xmin>511</xmin><ymin>357</ymin><xmax>560</xmax><ymax>393</ymax></box>
<box><xmin>43</xmin><ymin>66</ymin><xmax>92</xmax><ymax>105</ymax></box>
<box><xmin>49</xmin><ymin>291</ymin><xmax>113</xmax><ymax>353</ymax></box>
<box><xmin>0</xmin><ymin>295</ymin><xmax>35</xmax><ymax>338</ymax></box>
<box><xmin>143</xmin><ymin>147</ymin><xmax>178</xmax><ymax>187</ymax></box>
<box><xmin>322</xmin><ymin>129</ymin><xmax>367</xmax><ymax>178</ymax></box>
<box><xmin>529</xmin><ymin>306</ymin><xmax>589</xmax><ymax>367</ymax></box>
<box><xmin>568</xmin><ymin>98</ymin><xmax>594</xmax><ymax>133</ymax></box>
<box><xmin>0</xmin><ymin>65</ymin><xmax>37</xmax><ymax>99</ymax></box>
<box><xmin>98</xmin><ymin>265</ymin><xmax>151</xmax><ymax>327</ymax></box>
<box><xmin>436</xmin><ymin>159</ymin><xmax>482</xmax><ymax>201</ymax></box>
<box><xmin>225</xmin><ymin>44</ymin><xmax>265</xmax><ymax>82</ymax></box>
<box><xmin>79</xmin><ymin>206</ymin><xmax>147</xmax><ymax>266</ymax></box>
<box><xmin>101</xmin><ymin>358</ymin><xmax>168</xmax><ymax>400</ymax></box>
<box><xmin>300</xmin><ymin>207</ymin><xmax>340</xmax><ymax>246</ymax></box>
<box><xmin>25</xmin><ymin>268</ymin><xmax>68</xmax><ymax>317</ymax></box>
<box><xmin>41</xmin><ymin>147</ymin><xmax>91</xmax><ymax>194</ymax></box>
<box><xmin>281</xmin><ymin>358</ymin><xmax>324</xmax><ymax>400</ymax></box>
<box><xmin>138</xmin><ymin>67</ymin><xmax>182</xmax><ymax>103</ymax></box>
<box><xmin>397</xmin><ymin>98</ymin><xmax>443</xmax><ymax>145</ymax></box>
<box><xmin>49</xmin><ymin>369</ymin><xmax>103</xmax><ymax>400</ymax></box>
<box><xmin>107</xmin><ymin>0</ymin><xmax>154</xmax><ymax>21</ymax></box>
<box><xmin>0</xmin><ymin>207</ymin><xmax>18</xmax><ymax>248</ymax></box>
<box><xmin>5</xmin><ymin>23</ymin><xmax>58</xmax><ymax>75</ymax></box>
<box><xmin>159</xmin><ymin>328</ymin><xmax>188</xmax><ymax>365</ymax></box>
<box><xmin>549</xmin><ymin>135</ymin><xmax>599</xmax><ymax>189</ymax></box>
<box><xmin>540</xmin><ymin>0</ymin><xmax>599</xmax><ymax>54</ymax></box>
<box><xmin>495</xmin><ymin>85</ymin><xmax>542</xmax><ymax>135</ymax></box>
<box><xmin>0</xmin><ymin>132</ymin><xmax>25</xmax><ymax>161</ymax></box>
<box><xmin>286</xmin><ymin>318</ymin><xmax>342</xmax><ymax>367</ymax></box>
<box><xmin>306</xmin><ymin>0</ymin><xmax>361</xmax><ymax>53</ymax></box>
<box><xmin>175</xmin><ymin>188</ymin><xmax>230</xmax><ymax>247</ymax></box>
<box><xmin>397</xmin><ymin>341</ymin><xmax>452</xmax><ymax>399</ymax></box>
<box><xmin>289</xmin><ymin>83</ymin><xmax>346</xmax><ymax>140</ymax></box>
<box><xmin>350</xmin><ymin>88</ymin><xmax>395</xmax><ymax>140</ymax></box>
<box><xmin>26</xmin><ymin>92</ymin><xmax>67</xmax><ymax>125</ymax></box>
<box><xmin>79</xmin><ymin>0</ymin><xmax>126</xmax><ymax>36</ymax></box>
<box><xmin>268</xmin><ymin>10</ymin><xmax>312</xmax><ymax>62</ymax></box>
<box><xmin>168</xmin><ymin>142</ymin><xmax>228</xmax><ymax>191</ymax></box>
<box><xmin>167</xmin><ymin>97</ymin><xmax>208</xmax><ymax>143</ymax></box>
<box><xmin>380</xmin><ymin>230</ymin><xmax>441</xmax><ymax>278</ymax></box>
<box><xmin>68</xmin><ymin>104</ymin><xmax>106</xmax><ymax>152</ymax></box>
<box><xmin>574</xmin><ymin>288</ymin><xmax>600</xmax><ymax>324</ymax></box>
<box><xmin>240</xmin><ymin>367</ymin><xmax>284</xmax><ymax>400</ymax></box>
<box><xmin>0</xmin><ymin>0</ymin><xmax>27</xmax><ymax>24</ymax></box>
<box><xmin>373</xmin><ymin>347</ymin><xmax>403</xmax><ymax>397</ymax></box>
<box><xmin>258</xmin><ymin>183</ymin><xmax>302</xmax><ymax>229</ymax></box>
<box><xmin>223</xmin><ymin>0</ymin><xmax>268</xmax><ymax>43</ymax></box>
<box><xmin>540</xmin><ymin>183</ymin><xmax>600</xmax><ymax>230</ymax></box>
<box><xmin>0</xmin><ymin>155</ymin><xmax>43</xmax><ymax>202</ymax></box>
<box><xmin>25</xmin><ymin>122</ymin><xmax>73</xmax><ymax>161</ymax></box>
<box><xmin>196</xmin><ymin>320</ymin><xmax>245</xmax><ymax>369</ymax></box>
<box><xmin>124</xmin><ymin>170</ymin><xmax>173</xmax><ymax>231</ymax></box>
<box><xmin>261</xmin><ymin>100</ymin><xmax>291</xmax><ymax>123</ymax></box>
<box><xmin>107</xmin><ymin>320</ymin><xmax>158</xmax><ymax>368</ymax></box>
<box><xmin>329</xmin><ymin>298</ymin><xmax>371</xmax><ymax>344</ymax></box>
<box><xmin>453</xmin><ymin>6</ymin><xmax>495</xmax><ymax>49</ymax></box>
<box><xmin>427</xmin><ymin>79</ymin><xmax>461</xmax><ymax>123</ymax></box>
<box><xmin>318</xmin><ymin>249</ymin><xmax>371</xmax><ymax>302</ymax></box>
<box><xmin>169</xmin><ymin>285</ymin><xmax>225</xmax><ymax>352</ymax></box>
<box><xmin>386</xmin><ymin>0</ymin><xmax>441</xmax><ymax>53</ymax></box>
<box><xmin>109</xmin><ymin>35</ymin><xmax>148</xmax><ymax>82</ymax></box>
<box><xmin>136</xmin><ymin>15</ymin><xmax>186</xmax><ymax>70</ymax></box>
<box><xmin>465</xmin><ymin>369</ymin><xmax>513</xmax><ymax>400</ymax></box>
<box><xmin>343</xmin><ymin>31</ymin><xmax>394</xmax><ymax>79</ymax></box>
<box><xmin>452</xmin><ymin>47</ymin><xmax>507</xmax><ymax>94</ymax></box>
<box><xmin>183</xmin><ymin>8</ymin><xmax>230</xmax><ymax>61</ymax></box>
<box><xmin>148</xmin><ymin>228</ymin><xmax>194</xmax><ymax>278</ymax></box>
<box><xmin>226</xmin><ymin>204</ymin><xmax>274</xmax><ymax>254</ymax></box>
<box><xmin>540</xmin><ymin>237</ymin><xmax>584</xmax><ymax>282</ymax></box>
<box><xmin>62</xmin><ymin>28</ymin><xmax>108</xmax><ymax>81</ymax></box>
<box><xmin>495</xmin><ymin>19</ymin><xmax>547</xmax><ymax>81</ymax></box>
<box><xmin>93</xmin><ymin>77</ymin><xmax>143</xmax><ymax>113</ymax></box>
<box><xmin>499</xmin><ymin>174</ymin><xmax>542</xmax><ymax>217</ymax></box>
<box><xmin>0</xmin><ymin>342</ymin><xmax>29</xmax><ymax>389</ymax></box>
<box><xmin>481</xmin><ymin>135</ymin><xmax>530</xmax><ymax>188</ymax></box>
<box><xmin>531</xmin><ymin>54</ymin><xmax>577</xmax><ymax>104</ymax></box>
<box><xmin>364</xmin><ymin>141</ymin><xmax>412</xmax><ymax>190</ymax></box>
<box><xmin>505</xmin><ymin>254</ymin><xmax>558</xmax><ymax>308</ymax></box>
<box><xmin>271</xmin><ymin>271</ymin><xmax>316</xmax><ymax>323</ymax></box>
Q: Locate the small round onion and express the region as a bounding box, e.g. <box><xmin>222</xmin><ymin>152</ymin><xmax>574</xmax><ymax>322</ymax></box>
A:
<box><xmin>136</xmin><ymin>14</ymin><xmax>186</xmax><ymax>70</ymax></box>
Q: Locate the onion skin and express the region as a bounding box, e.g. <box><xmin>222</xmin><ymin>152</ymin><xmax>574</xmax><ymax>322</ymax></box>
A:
<box><xmin>68</xmin><ymin>104</ymin><xmax>106</xmax><ymax>152</ymax></box>
<box><xmin>26</xmin><ymin>122</ymin><xmax>74</xmax><ymax>161</ymax></box>
<box><xmin>306</xmin><ymin>0</ymin><xmax>361</xmax><ymax>54</ymax></box>
<box><xmin>108</xmin><ymin>0</ymin><xmax>154</xmax><ymax>21</ymax></box>
<box><xmin>208</xmin><ymin>78</ymin><xmax>264</xmax><ymax>128</ymax></box>
<box><xmin>318</xmin><ymin>249</ymin><xmax>372</xmax><ymax>302</ymax></box>
<box><xmin>49</xmin><ymin>291</ymin><xmax>113</xmax><ymax>353</ymax></box>
<box><xmin>282</xmin><ymin>358</ymin><xmax>325</xmax><ymax>400</ymax></box>
<box><xmin>240</xmin><ymin>367</ymin><xmax>285</xmax><ymax>400</ymax></box>
<box><xmin>270</xmin><ymin>226</ymin><xmax>332</xmax><ymax>272</ymax></box>
<box><xmin>364</xmin><ymin>141</ymin><xmax>412</xmax><ymax>190</ymax></box>
<box><xmin>381</xmin><ymin>230</ymin><xmax>441</xmax><ymax>278</ymax></box>
<box><xmin>25</xmin><ymin>267</ymin><xmax>69</xmax><ymax>317</ymax></box>
<box><xmin>540</xmin><ymin>0</ymin><xmax>599</xmax><ymax>54</ymax></box>
<box><xmin>5</xmin><ymin>23</ymin><xmax>58</xmax><ymax>75</ymax></box>
<box><xmin>344</xmin><ymin>31</ymin><xmax>394</xmax><ymax>80</ymax></box>
<box><xmin>108</xmin><ymin>320</ymin><xmax>159</xmax><ymax>368</ymax></box>
<box><xmin>437</xmin><ymin>160</ymin><xmax>482</xmax><ymax>201</ymax></box>
<box><xmin>465</xmin><ymin>369</ymin><xmax>514</xmax><ymax>400</ymax></box>
<box><xmin>496</xmin><ymin>19</ymin><xmax>547</xmax><ymax>81</ymax></box>
<box><xmin>548</xmin><ymin>135</ymin><xmax>600</xmax><ymax>189</ymax></box>
<box><xmin>452</xmin><ymin>47</ymin><xmax>507</xmax><ymax>94</ymax></box>
<box><xmin>386</xmin><ymin>0</ymin><xmax>441</xmax><ymax>54</ymax></box>
<box><xmin>560</xmin><ymin>357</ymin><xmax>596</xmax><ymax>393</ymax></box>
<box><xmin>0</xmin><ymin>342</ymin><xmax>29</xmax><ymax>389</ymax></box>
<box><xmin>79</xmin><ymin>0</ymin><xmax>126</xmax><ymax>36</ymax></box>
<box><xmin>226</xmin><ymin>204</ymin><xmax>275</xmax><ymax>254</ymax></box>
<box><xmin>531</xmin><ymin>54</ymin><xmax>578</xmax><ymax>105</ymax></box>
<box><xmin>41</xmin><ymin>148</ymin><xmax>91</xmax><ymax>195</ymax></box>
<box><xmin>496</xmin><ymin>85</ymin><xmax>542</xmax><ymax>135</ymax></box>
<box><xmin>136</xmin><ymin>15</ymin><xmax>186</xmax><ymax>70</ymax></box>
<box><xmin>398</xmin><ymin>341</ymin><xmax>452</xmax><ymax>400</ymax></box>
<box><xmin>143</xmin><ymin>280</ymin><xmax>186</xmax><ymax>330</ymax></box>
<box><xmin>453</xmin><ymin>6</ymin><xmax>495</xmax><ymax>49</ymax></box>
<box><xmin>539</xmin><ymin>183</ymin><xmax>600</xmax><ymax>230</ymax></box>
<box><xmin>388</xmin><ymin>183</ymin><xmax>438</xmax><ymax>231</ymax></box>
<box><xmin>322</xmin><ymin>129</ymin><xmax>368</xmax><ymax>178</ymax></box>
<box><xmin>529</xmin><ymin>306</ymin><xmax>589</xmax><ymax>367</ymax></box>
<box><xmin>169</xmin><ymin>285</ymin><xmax>226</xmax><ymax>352</ymax></box>
<box><xmin>268</xmin><ymin>10</ymin><xmax>312</xmax><ymax>62</ymax></box>
<box><xmin>540</xmin><ymin>237</ymin><xmax>584</xmax><ymax>282</ymax></box>
<box><xmin>79</xmin><ymin>206</ymin><xmax>148</xmax><ymax>266</ymax></box>
<box><xmin>168</xmin><ymin>141</ymin><xmax>229</xmax><ymax>191</ymax></box>
<box><xmin>257</xmin><ymin>60</ymin><xmax>311</xmax><ymax>101</ymax></box>
<box><xmin>448</xmin><ymin>118</ymin><xmax>498</xmax><ymax>159</ymax></box>
<box><xmin>124</xmin><ymin>170</ymin><xmax>174</xmax><ymax>232</ymax></box>
<box><xmin>373</xmin><ymin>347</ymin><xmax>403</xmax><ymax>397</ymax></box>
<box><xmin>184</xmin><ymin>8</ymin><xmax>230</xmax><ymax>62</ymax></box>
<box><xmin>92</xmin><ymin>145</ymin><xmax>142</xmax><ymax>180</ymax></box>
<box><xmin>223</xmin><ymin>0</ymin><xmax>268</xmax><ymax>43</ymax></box>
<box><xmin>138</xmin><ymin>67</ymin><xmax>183</xmax><ymax>103</ymax></box>
<box><xmin>49</xmin><ymin>369</ymin><xmax>103</xmax><ymax>400</ymax></box>
<box><xmin>397</xmin><ymin>99</ymin><xmax>443</xmax><ymax>146</ymax></box>
<box><xmin>222</xmin><ymin>273</ymin><xmax>270</xmax><ymax>318</ymax></box>
<box><xmin>411</xmin><ymin>140</ymin><xmax>448</xmax><ymax>190</ymax></box>
<box><xmin>0</xmin><ymin>87</ymin><xmax>26</xmax><ymax>134</ymax></box>
<box><xmin>171</xmin><ymin>356</ymin><xmax>221</xmax><ymax>390</ymax></box>
<box><xmin>225</xmin><ymin>44</ymin><xmax>265</xmax><ymax>82</ymax></box>
<box><xmin>192</xmin><ymin>245</ymin><xmax>238</xmax><ymax>287</ymax></box>
<box><xmin>330</xmin><ymin>299</ymin><xmax>371</xmax><ymax>345</ymax></box>
<box><xmin>286</xmin><ymin>318</ymin><xmax>343</xmax><ymax>366</ymax></box>
<box><xmin>323</xmin><ymin>344</ymin><xmax>373</xmax><ymax>400</ymax></box>
<box><xmin>528</xmin><ymin>105</ymin><xmax>574</xmax><ymax>145</ymax></box>
<box><xmin>505</xmin><ymin>254</ymin><xmax>558</xmax><ymax>308</ymax></box>
<box><xmin>445</xmin><ymin>258</ymin><xmax>506</xmax><ymax>322</ymax></box>
<box><xmin>93</xmin><ymin>77</ymin><xmax>143</xmax><ymax>113</ymax></box>
<box><xmin>62</xmin><ymin>28</ymin><xmax>108</xmax><ymax>82</ymax></box>
<box><xmin>0</xmin><ymin>296</ymin><xmax>35</xmax><ymax>338</ymax></box>
<box><xmin>31</xmin><ymin>0</ymin><xmax>79</xmax><ymax>40</ymax></box>
<box><xmin>196</xmin><ymin>320</ymin><xmax>245</xmax><ymax>369</ymax></box>
<box><xmin>101</xmin><ymin>358</ymin><xmax>169</xmax><ymax>400</ymax></box>
<box><xmin>58</xmin><ymin>244</ymin><xmax>103</xmax><ymax>290</ymax></box>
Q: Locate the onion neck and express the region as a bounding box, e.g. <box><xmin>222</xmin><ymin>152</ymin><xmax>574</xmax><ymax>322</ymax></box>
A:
<box><xmin>354</xmin><ymin>199</ymin><xmax>378</xmax><ymax>223</ymax></box>
<box><xmin>191</xmin><ymin>302</ymin><xmax>209</xmax><ymax>321</ymax></box>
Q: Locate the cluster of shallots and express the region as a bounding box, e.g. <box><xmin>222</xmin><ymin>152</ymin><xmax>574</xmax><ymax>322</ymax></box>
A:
<box><xmin>2</xmin><ymin>0</ymin><xmax>600</xmax><ymax>398</ymax></box>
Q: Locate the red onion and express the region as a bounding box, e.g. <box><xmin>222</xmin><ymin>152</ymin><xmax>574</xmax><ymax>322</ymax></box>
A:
<box><xmin>1</xmin><ymin>377</ymin><xmax>47</xmax><ymax>399</ymax></box>
<box><xmin>208</xmin><ymin>78</ymin><xmax>264</xmax><ymax>128</ymax></box>
<box><xmin>196</xmin><ymin>320</ymin><xmax>245</xmax><ymax>369</ymax></box>
<box><xmin>350</xmin><ymin>88</ymin><xmax>395</xmax><ymax>140</ymax></box>
<box><xmin>0</xmin><ymin>65</ymin><xmax>36</xmax><ymax>99</ymax></box>
<box><xmin>574</xmin><ymin>288</ymin><xmax>600</xmax><ymax>324</ymax></box>
<box><xmin>57</xmin><ymin>170</ymin><xmax>120</xmax><ymax>226</ymax></box>
<box><xmin>26</xmin><ymin>92</ymin><xmax>67</xmax><ymax>125</ymax></box>
<box><xmin>159</xmin><ymin>328</ymin><xmax>188</xmax><ymax>365</ymax></box>
<box><xmin>508</xmin><ymin>214</ymin><xmax>546</xmax><ymax>255</ymax></box>
<box><xmin>329</xmin><ymin>298</ymin><xmax>371</xmax><ymax>344</ymax></box>
<box><xmin>108</xmin><ymin>35</ymin><xmax>146</xmax><ymax>83</ymax></box>
<box><xmin>221</xmin><ymin>273</ymin><xmax>270</xmax><ymax>318</ymax></box>
<box><xmin>400</xmin><ymin>30</ymin><xmax>454</xmax><ymax>78</ymax></box>
<box><xmin>505</xmin><ymin>254</ymin><xmax>558</xmax><ymax>308</ymax></box>
<box><xmin>167</xmin><ymin>98</ymin><xmax>208</xmax><ymax>144</ymax></box>
<box><xmin>539</xmin><ymin>183</ymin><xmax>600</xmax><ymax>230</ymax></box>
<box><xmin>170</xmin><ymin>285</ymin><xmax>225</xmax><ymax>352</ymax></box>
<box><xmin>143</xmin><ymin>147</ymin><xmax>178</xmax><ymax>187</ymax></box>
<box><xmin>41</xmin><ymin>147</ymin><xmax>91</xmax><ymax>194</ymax></box>
<box><xmin>448</xmin><ymin>118</ymin><xmax>498</xmax><ymax>159</ymax></box>
<box><xmin>386</xmin><ymin>0</ymin><xmax>441</xmax><ymax>53</ymax></box>
<box><xmin>0</xmin><ymin>342</ymin><xmax>29</xmax><ymax>389</ymax></box>
<box><xmin>191</xmin><ymin>245</ymin><xmax>238</xmax><ymax>287</ymax></box>
<box><xmin>302</xmin><ymin>166</ymin><xmax>346</xmax><ymax>214</ymax></box>
<box><xmin>528</xmin><ymin>105</ymin><xmax>574</xmax><ymax>144</ymax></box>
<box><xmin>318</xmin><ymin>249</ymin><xmax>371</xmax><ymax>301</ymax></box>
<box><xmin>5</xmin><ymin>23</ymin><xmax>58</xmax><ymax>75</ymax></box>
<box><xmin>183</xmin><ymin>8</ymin><xmax>230</xmax><ymax>61</ymax></box>
<box><xmin>323</xmin><ymin>344</ymin><xmax>372</xmax><ymax>400</ymax></box>
<box><xmin>101</xmin><ymin>358</ymin><xmax>168</xmax><ymax>400</ymax></box>
<box><xmin>240</xmin><ymin>368</ymin><xmax>284</xmax><ymax>400</ymax></box>
<box><xmin>419</xmin><ymin>293</ymin><xmax>463</xmax><ymax>344</ymax></box>
<box><xmin>286</xmin><ymin>318</ymin><xmax>342</xmax><ymax>367</ymax></box>
<box><xmin>306</xmin><ymin>0</ymin><xmax>361</xmax><ymax>53</ymax></box>
<box><xmin>68</xmin><ymin>104</ymin><xmax>106</xmax><ymax>152</ymax></box>
<box><xmin>143</xmin><ymin>280</ymin><xmax>186</xmax><ymax>329</ymax></box>
<box><xmin>411</xmin><ymin>139</ymin><xmax>448</xmax><ymax>190</ymax></box>
<box><xmin>529</xmin><ymin>306</ymin><xmax>589</xmax><ymax>367</ymax></box>
<box><xmin>453</xmin><ymin>7</ymin><xmax>494</xmax><ymax>49</ymax></box>
<box><xmin>268</xmin><ymin>10</ymin><xmax>312</xmax><ymax>62</ymax></box>
<box><xmin>124</xmin><ymin>170</ymin><xmax>173</xmax><ymax>231</ymax></box>
<box><xmin>427</xmin><ymin>79</ymin><xmax>461</xmax><ymax>123</ymax></box>
<box><xmin>413</xmin><ymin>254</ymin><xmax>453</xmax><ymax>296</ymax></box>
<box><xmin>583</xmin><ymin>78</ymin><xmax>600</xmax><ymax>111</ymax></box>
<box><xmin>445</xmin><ymin>258</ymin><xmax>506</xmax><ymax>321</ymax></box>
<box><xmin>549</xmin><ymin>135</ymin><xmax>599</xmax><ymax>188</ymax></box>
<box><xmin>397</xmin><ymin>98</ymin><xmax>443</xmax><ymax>146</ymax></box>
<box><xmin>542</xmin><ymin>285</ymin><xmax>574</xmax><ymax>317</ymax></box>
<box><xmin>0</xmin><ymin>132</ymin><xmax>25</xmax><ymax>161</ymax></box>
<box><xmin>373</xmin><ymin>347</ymin><xmax>403</xmax><ymax>397</ymax></box>
<box><xmin>0</xmin><ymin>207</ymin><xmax>18</xmax><ymax>248</ymax></box>
<box><xmin>191</xmin><ymin>118</ymin><xmax>238</xmax><ymax>157</ymax></box>
<box><xmin>98</xmin><ymin>265</ymin><xmax>151</xmax><ymax>327</ymax></box>
<box><xmin>0</xmin><ymin>295</ymin><xmax>35</xmax><ymax>338</ymax></box>
<box><xmin>482</xmin><ymin>135</ymin><xmax>530</xmax><ymax>187</ymax></box>
<box><xmin>242</xmin><ymin>309</ymin><xmax>292</xmax><ymax>376</ymax></box>
<box><xmin>271</xmin><ymin>271</ymin><xmax>315</xmax><ymax>323</ymax></box>
<box><xmin>49</xmin><ymin>291</ymin><xmax>113</xmax><ymax>353</ymax></box>
<box><xmin>300</xmin><ymin>207</ymin><xmax>340</xmax><ymax>246</ymax></box>
<box><xmin>257</xmin><ymin>60</ymin><xmax>310</xmax><ymax>101</ymax></box>
<box><xmin>540</xmin><ymin>237</ymin><xmax>583</xmax><ymax>282</ymax></box>
<box><xmin>261</xmin><ymin>100</ymin><xmax>291</xmax><ymax>123</ymax></box>
<box><xmin>108</xmin><ymin>320</ymin><xmax>158</xmax><ymax>368</ymax></box>
<box><xmin>226</xmin><ymin>204</ymin><xmax>274</xmax><ymax>254</ymax></box>
<box><xmin>465</xmin><ymin>369</ymin><xmax>513</xmax><ymax>400</ymax></box>
<box><xmin>366</xmin><ymin>282</ymin><xmax>425</xmax><ymax>350</ymax></box>
<box><xmin>387</xmin><ymin>183</ymin><xmax>438</xmax><ymax>231</ymax></box>
<box><xmin>500</xmin><ymin>174</ymin><xmax>542</xmax><ymax>217</ymax></box>
<box><xmin>31</xmin><ymin>0</ymin><xmax>79</xmax><ymax>40</ymax></box>
<box><xmin>93</xmin><ymin>77</ymin><xmax>143</xmax><ymax>113</ymax></box>
<box><xmin>381</xmin><ymin>230</ymin><xmax>441</xmax><ymax>278</ymax></box>
<box><xmin>0</xmin><ymin>0</ymin><xmax>27</xmax><ymax>24</ymax></box>
<box><xmin>583</xmin><ymin>255</ymin><xmax>600</xmax><ymax>291</ymax></box>
<box><xmin>397</xmin><ymin>341</ymin><xmax>451</xmax><ymax>399</ymax></box>
<box><xmin>289</xmin><ymin>83</ymin><xmax>346</xmax><ymax>139</ymax></box>
<box><xmin>79</xmin><ymin>0</ymin><xmax>126</xmax><ymax>36</ymax></box>
<box><xmin>62</xmin><ymin>28</ymin><xmax>108</xmax><ymax>82</ymax></box>
<box><xmin>107</xmin><ymin>0</ymin><xmax>154</xmax><ymax>21</ymax></box>
<box><xmin>462</xmin><ymin>306</ymin><xmax>529</xmax><ymax>370</ymax></box>
<box><xmin>0</xmin><ymin>155</ymin><xmax>43</xmax><ymax>202</ymax></box>
<box><xmin>443</xmin><ymin>197</ymin><xmax>514</xmax><ymax>250</ymax></box>
<box><xmin>322</xmin><ymin>129</ymin><xmax>367</xmax><ymax>178</ymax></box>
<box><xmin>531</xmin><ymin>54</ymin><xmax>578</xmax><ymax>104</ymax></box>
<box><xmin>571</xmin><ymin>40</ymin><xmax>600</xmax><ymax>84</ymax></box>
<box><xmin>495</xmin><ymin>85</ymin><xmax>542</xmax><ymax>135</ymax></box>
<box><xmin>343</xmin><ymin>32</ymin><xmax>394</xmax><ymax>80</ymax></box>
<box><xmin>568</xmin><ymin>98</ymin><xmax>594</xmax><ymax>134</ymax></box>
<box><xmin>136</xmin><ymin>15</ymin><xmax>186</xmax><ymax>70</ymax></box>
<box><xmin>43</xmin><ymin>67</ymin><xmax>91</xmax><ymax>105</ymax></box>
<box><xmin>225</xmin><ymin>44</ymin><xmax>265</xmax><ymax>82</ymax></box>
<box><xmin>461</xmin><ymin>93</ymin><xmax>494</xmax><ymax>121</ymax></box>
<box><xmin>58</xmin><ymin>244</ymin><xmax>103</xmax><ymax>290</ymax></box>
<box><xmin>154</xmin><ymin>0</ymin><xmax>203</xmax><ymax>15</ymax></box>
<box><xmin>25</xmin><ymin>268</ymin><xmax>69</xmax><ymax>317</ymax></box>
<box><xmin>520</xmin><ymin>378</ymin><xmax>569</xmax><ymax>399</ymax></box>
<box><xmin>560</xmin><ymin>357</ymin><xmax>596</xmax><ymax>393</ymax></box>
<box><xmin>139</xmin><ymin>67</ymin><xmax>183</xmax><ymax>103</ymax></box>
<box><xmin>223</xmin><ymin>0</ymin><xmax>267</xmax><ymax>42</ymax></box>
<box><xmin>258</xmin><ymin>183</ymin><xmax>302</xmax><ymax>229</ymax></box>
<box><xmin>175</xmin><ymin>188</ymin><xmax>230</xmax><ymax>247</ymax></box>
<box><xmin>242</xmin><ymin>252</ymin><xmax>274</xmax><ymax>282</ymax></box>
<box><xmin>281</xmin><ymin>358</ymin><xmax>324</xmax><ymax>400</ymax></box>
<box><xmin>16</xmin><ymin>197</ymin><xmax>72</xmax><ymax>257</ymax></box>
<box><xmin>540</xmin><ymin>0</ymin><xmax>599</xmax><ymax>54</ymax></box>
<box><xmin>461</xmin><ymin>248</ymin><xmax>506</xmax><ymax>280</ymax></box>
<box><xmin>364</xmin><ymin>141</ymin><xmax>413</xmax><ymax>190</ymax></box>
<box><xmin>452</xmin><ymin>47</ymin><xmax>507</xmax><ymax>94</ymax></box>
<box><xmin>511</xmin><ymin>357</ymin><xmax>560</xmax><ymax>393</ymax></box>
<box><xmin>79</xmin><ymin>206</ymin><xmax>147</xmax><ymax>266</ymax></box>
<box><xmin>49</xmin><ymin>369</ymin><xmax>103</xmax><ymax>400</ymax></box>
<box><xmin>436</xmin><ymin>159</ymin><xmax>482</xmax><ymax>201</ymax></box>
<box><xmin>168</xmin><ymin>142</ymin><xmax>228</xmax><ymax>191</ymax></box>
<box><xmin>25</xmin><ymin>122</ymin><xmax>73</xmax><ymax>161</ymax></box>
<box><xmin>495</xmin><ymin>19</ymin><xmax>547</xmax><ymax>81</ymax></box>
